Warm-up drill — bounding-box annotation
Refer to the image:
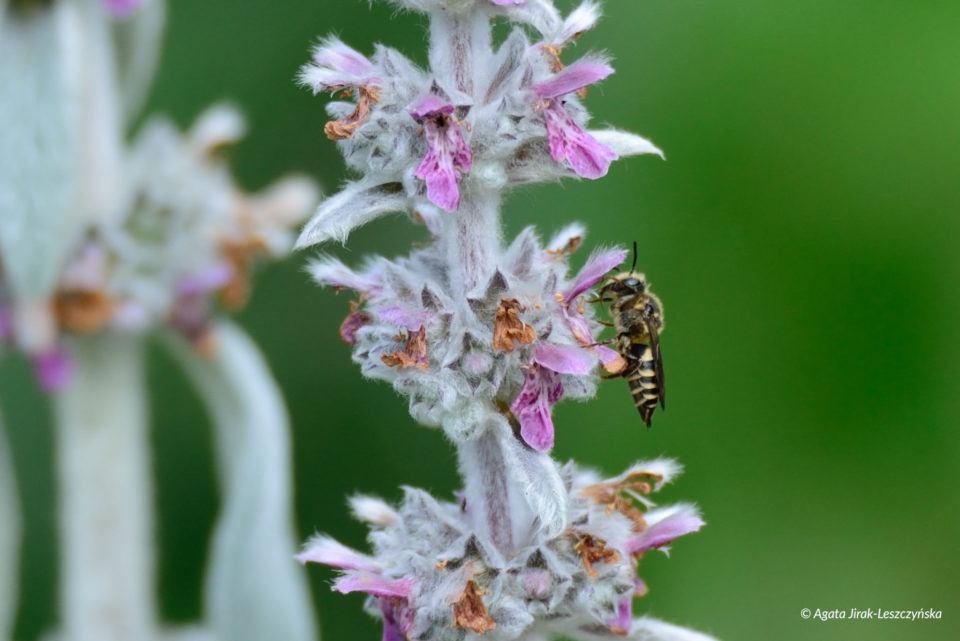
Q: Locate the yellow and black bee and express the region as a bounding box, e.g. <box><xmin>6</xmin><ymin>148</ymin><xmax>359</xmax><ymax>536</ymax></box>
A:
<box><xmin>596</xmin><ymin>244</ymin><xmax>665</xmax><ymax>427</ymax></box>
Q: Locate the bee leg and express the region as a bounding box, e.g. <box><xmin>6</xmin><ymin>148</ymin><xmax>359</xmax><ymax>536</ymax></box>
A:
<box><xmin>583</xmin><ymin>339</ymin><xmax>615</xmax><ymax>347</ymax></box>
<box><xmin>586</xmin><ymin>296</ymin><xmax>614</xmax><ymax>304</ymax></box>
<box><xmin>594</xmin><ymin>320</ymin><xmax>614</xmax><ymax>327</ymax></box>
<box><xmin>599</xmin><ymin>372</ymin><xmax>622</xmax><ymax>380</ymax></box>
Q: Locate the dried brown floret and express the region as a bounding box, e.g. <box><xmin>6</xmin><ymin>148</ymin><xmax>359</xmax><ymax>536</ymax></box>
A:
<box><xmin>572</xmin><ymin>533</ymin><xmax>621</xmax><ymax>578</ymax></box>
<box><xmin>546</xmin><ymin>234</ymin><xmax>583</xmax><ymax>256</ymax></box>
<box><xmin>382</xmin><ymin>326</ymin><xmax>429</xmax><ymax>371</ymax></box>
<box><xmin>325</xmin><ymin>86</ymin><xmax>380</xmax><ymax>140</ymax></box>
<box><xmin>492</xmin><ymin>298</ymin><xmax>536</xmax><ymax>353</ymax></box>
<box><xmin>218</xmin><ymin>237</ymin><xmax>268</xmax><ymax>311</ymax></box>
<box><xmin>54</xmin><ymin>290</ymin><xmax>114</xmax><ymax>334</ymax></box>
<box><xmin>452</xmin><ymin>580</ymin><xmax>496</xmax><ymax>634</ymax></box>
<box><xmin>581</xmin><ymin>471</ymin><xmax>664</xmax><ymax>532</ymax></box>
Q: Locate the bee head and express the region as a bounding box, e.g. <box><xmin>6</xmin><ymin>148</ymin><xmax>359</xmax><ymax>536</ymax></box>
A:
<box><xmin>601</xmin><ymin>272</ymin><xmax>647</xmax><ymax>297</ymax></box>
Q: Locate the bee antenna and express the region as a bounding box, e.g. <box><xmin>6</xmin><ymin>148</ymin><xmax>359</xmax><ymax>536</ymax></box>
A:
<box><xmin>630</xmin><ymin>241</ymin><xmax>638</xmax><ymax>273</ymax></box>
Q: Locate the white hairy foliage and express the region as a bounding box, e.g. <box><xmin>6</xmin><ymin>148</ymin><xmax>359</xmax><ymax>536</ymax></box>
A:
<box><xmin>296</xmin><ymin>180</ymin><xmax>410</xmax><ymax>248</ymax></box>
<box><xmin>164</xmin><ymin>321</ymin><xmax>317</xmax><ymax>641</ymax></box>
<box><xmin>0</xmin><ymin>1</ymin><xmax>80</xmax><ymax>301</ymax></box>
<box><xmin>349</xmin><ymin>495</ymin><xmax>401</xmax><ymax>526</ymax></box>
<box><xmin>496</xmin><ymin>426</ymin><xmax>568</xmax><ymax>539</ymax></box>
<box><xmin>112</xmin><ymin>0</ymin><xmax>167</xmax><ymax>124</ymax></box>
<box><xmin>589</xmin><ymin>129</ymin><xmax>665</xmax><ymax>160</ymax></box>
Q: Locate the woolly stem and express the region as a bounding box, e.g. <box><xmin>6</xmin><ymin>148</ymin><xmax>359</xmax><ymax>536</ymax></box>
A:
<box><xmin>162</xmin><ymin>321</ymin><xmax>317</xmax><ymax>641</ymax></box>
<box><xmin>54</xmin><ymin>332</ymin><xmax>157</xmax><ymax>641</ymax></box>
<box><xmin>456</xmin><ymin>426</ymin><xmax>516</xmax><ymax>555</ymax></box>
<box><xmin>440</xmin><ymin>189</ymin><xmax>503</xmax><ymax>294</ymax></box>
<box><xmin>0</xmin><ymin>410</ymin><xmax>21</xmax><ymax>641</ymax></box>
<box><xmin>427</xmin><ymin>7</ymin><xmax>492</xmax><ymax>98</ymax></box>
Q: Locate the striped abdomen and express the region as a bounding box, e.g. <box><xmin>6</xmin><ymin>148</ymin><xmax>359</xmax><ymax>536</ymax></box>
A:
<box><xmin>625</xmin><ymin>343</ymin><xmax>661</xmax><ymax>427</ymax></box>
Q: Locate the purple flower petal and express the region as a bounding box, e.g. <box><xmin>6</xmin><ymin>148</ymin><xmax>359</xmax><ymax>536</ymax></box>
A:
<box><xmin>340</xmin><ymin>309</ymin><xmax>373</xmax><ymax>345</ymax></box>
<box><xmin>490</xmin><ymin>0</ymin><xmax>526</xmax><ymax>5</ymax></box>
<box><xmin>608</xmin><ymin>596</ymin><xmax>633</xmax><ymax>635</ymax></box>
<box><xmin>593</xmin><ymin>345</ymin><xmax>621</xmax><ymax>365</ymax></box>
<box><xmin>623</xmin><ymin>506</ymin><xmax>704</xmax><ymax>555</ymax></box>
<box><xmin>544</xmin><ymin>103</ymin><xmax>617</xmax><ymax>179</ymax></box>
<box><xmin>176</xmin><ymin>263</ymin><xmax>235</xmax><ymax>296</ymax></box>
<box><xmin>410</xmin><ymin>95</ymin><xmax>455</xmax><ymax>121</ymax></box>
<box><xmin>380</xmin><ymin>599</ymin><xmax>405</xmax><ymax>641</ymax></box>
<box><xmin>34</xmin><ymin>346</ymin><xmax>72</xmax><ymax>392</ymax></box>
<box><xmin>533</xmin><ymin>343</ymin><xmax>596</xmax><ymax>375</ymax></box>
<box><xmin>378</xmin><ymin>306</ymin><xmax>433</xmax><ymax>331</ymax></box>
<box><xmin>510</xmin><ymin>366</ymin><xmax>564</xmax><ymax>451</ymax></box>
<box><xmin>334</xmin><ymin>573</ymin><xmax>415</xmax><ymax>598</ymax></box>
<box><xmin>169</xmin><ymin>292</ymin><xmax>211</xmax><ymax>338</ymax></box>
<box><xmin>302</xmin><ymin>38</ymin><xmax>381</xmax><ymax>91</ymax></box>
<box><xmin>412</xmin><ymin>108</ymin><xmax>473</xmax><ymax>212</ymax></box>
<box><xmin>314</xmin><ymin>39</ymin><xmax>376</xmax><ymax>79</ymax></box>
<box><xmin>563</xmin><ymin>248</ymin><xmax>628</xmax><ymax>302</ymax></box>
<box><xmin>533</xmin><ymin>58</ymin><xmax>614</xmax><ymax>99</ymax></box>
<box><xmin>296</xmin><ymin>535</ymin><xmax>381</xmax><ymax>572</ymax></box>
<box><xmin>102</xmin><ymin>0</ymin><xmax>142</xmax><ymax>18</ymax></box>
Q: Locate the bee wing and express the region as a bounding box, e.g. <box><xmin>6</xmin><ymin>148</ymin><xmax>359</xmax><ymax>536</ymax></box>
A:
<box><xmin>644</xmin><ymin>315</ymin><xmax>666</xmax><ymax>409</ymax></box>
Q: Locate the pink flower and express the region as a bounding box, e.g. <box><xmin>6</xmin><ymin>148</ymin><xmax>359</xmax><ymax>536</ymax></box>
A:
<box><xmin>333</xmin><ymin>573</ymin><xmax>415</xmax><ymax>599</ymax></box>
<box><xmin>33</xmin><ymin>346</ymin><xmax>72</xmax><ymax>392</ymax></box>
<box><xmin>510</xmin><ymin>343</ymin><xmax>595</xmax><ymax>451</ymax></box>
<box><xmin>556</xmin><ymin>248</ymin><xmax>628</xmax><ymax>371</ymax></box>
<box><xmin>175</xmin><ymin>263</ymin><xmax>234</xmax><ymax>297</ymax></box>
<box><xmin>623</xmin><ymin>506</ymin><xmax>705</xmax><ymax>555</ymax></box>
<box><xmin>411</xmin><ymin>96</ymin><xmax>473</xmax><ymax>212</ymax></box>
<box><xmin>340</xmin><ymin>306</ymin><xmax>373</xmax><ymax>345</ymax></box>
<box><xmin>378</xmin><ymin>306</ymin><xmax>434</xmax><ymax>332</ymax></box>
<box><xmin>380</xmin><ymin>597</ymin><xmax>415</xmax><ymax>641</ymax></box>
<box><xmin>299</xmin><ymin>534</ymin><xmax>416</xmax><ymax>641</ymax></box>
<box><xmin>102</xmin><ymin>0</ymin><xmax>142</xmax><ymax>18</ymax></box>
<box><xmin>296</xmin><ymin>535</ymin><xmax>381</xmax><ymax>572</ymax></box>
<box><xmin>609</xmin><ymin>595</ymin><xmax>633</xmax><ymax>636</ymax></box>
<box><xmin>533</xmin><ymin>59</ymin><xmax>618</xmax><ymax>179</ymax></box>
<box><xmin>303</xmin><ymin>38</ymin><xmax>381</xmax><ymax>92</ymax></box>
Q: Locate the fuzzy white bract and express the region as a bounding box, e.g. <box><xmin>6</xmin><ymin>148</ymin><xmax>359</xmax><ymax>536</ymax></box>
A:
<box><xmin>297</xmin><ymin>2</ymin><xmax>715</xmax><ymax>641</ymax></box>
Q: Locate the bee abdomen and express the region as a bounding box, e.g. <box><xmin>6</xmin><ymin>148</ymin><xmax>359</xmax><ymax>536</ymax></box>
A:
<box><xmin>625</xmin><ymin>345</ymin><xmax>660</xmax><ymax>427</ymax></box>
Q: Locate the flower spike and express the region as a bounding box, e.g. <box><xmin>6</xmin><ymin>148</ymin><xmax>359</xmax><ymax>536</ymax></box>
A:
<box><xmin>295</xmin><ymin>1</ymin><xmax>714</xmax><ymax>640</ymax></box>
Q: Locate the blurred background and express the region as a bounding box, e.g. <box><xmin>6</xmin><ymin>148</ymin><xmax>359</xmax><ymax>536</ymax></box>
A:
<box><xmin>3</xmin><ymin>0</ymin><xmax>959</xmax><ymax>639</ymax></box>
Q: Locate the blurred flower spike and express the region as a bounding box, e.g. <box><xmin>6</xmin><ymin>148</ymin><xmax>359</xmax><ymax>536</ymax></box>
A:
<box><xmin>1</xmin><ymin>103</ymin><xmax>317</xmax><ymax>388</ymax></box>
<box><xmin>297</xmin><ymin>1</ymin><xmax>713</xmax><ymax>640</ymax></box>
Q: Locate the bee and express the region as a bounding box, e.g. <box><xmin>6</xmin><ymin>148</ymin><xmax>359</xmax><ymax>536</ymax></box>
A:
<box><xmin>595</xmin><ymin>243</ymin><xmax>665</xmax><ymax>427</ymax></box>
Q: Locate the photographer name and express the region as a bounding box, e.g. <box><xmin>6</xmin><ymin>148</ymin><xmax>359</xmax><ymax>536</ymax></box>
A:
<box><xmin>811</xmin><ymin>608</ymin><xmax>942</xmax><ymax>621</ymax></box>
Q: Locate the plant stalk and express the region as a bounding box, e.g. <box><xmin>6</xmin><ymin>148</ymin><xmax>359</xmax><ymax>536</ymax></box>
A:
<box><xmin>54</xmin><ymin>332</ymin><xmax>157</xmax><ymax>641</ymax></box>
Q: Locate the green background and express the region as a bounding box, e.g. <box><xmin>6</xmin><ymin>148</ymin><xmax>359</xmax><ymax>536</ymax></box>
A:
<box><xmin>3</xmin><ymin>0</ymin><xmax>959</xmax><ymax>640</ymax></box>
